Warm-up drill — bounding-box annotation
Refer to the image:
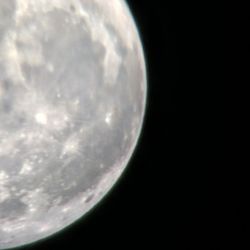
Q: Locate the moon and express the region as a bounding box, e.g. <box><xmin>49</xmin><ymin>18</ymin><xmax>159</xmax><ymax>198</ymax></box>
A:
<box><xmin>0</xmin><ymin>0</ymin><xmax>146</xmax><ymax>248</ymax></box>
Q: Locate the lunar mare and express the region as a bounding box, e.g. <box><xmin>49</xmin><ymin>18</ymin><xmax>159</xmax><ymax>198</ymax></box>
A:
<box><xmin>0</xmin><ymin>0</ymin><xmax>146</xmax><ymax>249</ymax></box>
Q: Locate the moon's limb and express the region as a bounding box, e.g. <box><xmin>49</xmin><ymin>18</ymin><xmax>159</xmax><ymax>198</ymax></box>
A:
<box><xmin>0</xmin><ymin>0</ymin><xmax>147</xmax><ymax>249</ymax></box>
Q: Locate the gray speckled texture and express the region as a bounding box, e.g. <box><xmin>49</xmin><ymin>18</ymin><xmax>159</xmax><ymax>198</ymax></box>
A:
<box><xmin>0</xmin><ymin>0</ymin><xmax>146</xmax><ymax>248</ymax></box>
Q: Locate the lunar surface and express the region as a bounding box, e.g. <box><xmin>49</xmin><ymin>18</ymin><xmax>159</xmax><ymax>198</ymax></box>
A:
<box><xmin>0</xmin><ymin>0</ymin><xmax>146</xmax><ymax>249</ymax></box>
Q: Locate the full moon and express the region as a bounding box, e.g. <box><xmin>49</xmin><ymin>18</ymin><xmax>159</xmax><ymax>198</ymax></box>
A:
<box><xmin>0</xmin><ymin>0</ymin><xmax>146</xmax><ymax>249</ymax></box>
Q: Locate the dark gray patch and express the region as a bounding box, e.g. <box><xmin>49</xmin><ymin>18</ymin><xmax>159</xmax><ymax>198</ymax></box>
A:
<box><xmin>85</xmin><ymin>194</ymin><xmax>94</xmax><ymax>203</ymax></box>
<box><xmin>0</xmin><ymin>199</ymin><xmax>27</xmax><ymax>220</ymax></box>
<box><xmin>69</xmin><ymin>4</ymin><xmax>76</xmax><ymax>12</ymax></box>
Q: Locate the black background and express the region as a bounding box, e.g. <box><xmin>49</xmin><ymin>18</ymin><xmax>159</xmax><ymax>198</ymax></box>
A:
<box><xmin>19</xmin><ymin>1</ymin><xmax>224</xmax><ymax>250</ymax></box>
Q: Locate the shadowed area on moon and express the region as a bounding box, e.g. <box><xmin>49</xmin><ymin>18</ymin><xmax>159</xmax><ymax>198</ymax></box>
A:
<box><xmin>0</xmin><ymin>0</ymin><xmax>146</xmax><ymax>249</ymax></box>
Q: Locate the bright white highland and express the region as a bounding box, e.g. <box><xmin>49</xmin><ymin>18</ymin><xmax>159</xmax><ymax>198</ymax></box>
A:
<box><xmin>0</xmin><ymin>0</ymin><xmax>146</xmax><ymax>249</ymax></box>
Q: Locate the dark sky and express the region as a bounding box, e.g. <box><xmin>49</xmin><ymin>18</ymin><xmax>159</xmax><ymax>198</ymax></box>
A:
<box><xmin>21</xmin><ymin>1</ymin><xmax>224</xmax><ymax>250</ymax></box>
